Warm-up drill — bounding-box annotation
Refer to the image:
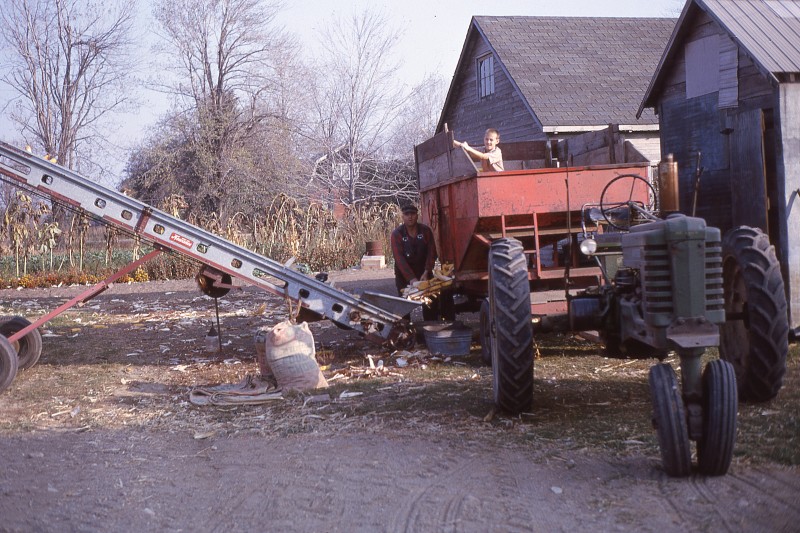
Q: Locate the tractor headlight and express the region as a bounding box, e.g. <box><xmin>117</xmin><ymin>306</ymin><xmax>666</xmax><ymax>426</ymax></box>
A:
<box><xmin>580</xmin><ymin>238</ymin><xmax>597</xmax><ymax>256</ymax></box>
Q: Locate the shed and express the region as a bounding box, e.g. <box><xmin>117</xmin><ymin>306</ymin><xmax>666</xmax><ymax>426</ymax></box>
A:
<box><xmin>638</xmin><ymin>0</ymin><xmax>800</xmax><ymax>326</ymax></box>
<box><xmin>437</xmin><ymin>16</ymin><xmax>676</xmax><ymax>164</ymax></box>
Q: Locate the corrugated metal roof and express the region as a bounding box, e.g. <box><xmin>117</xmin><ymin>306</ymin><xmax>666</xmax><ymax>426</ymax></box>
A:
<box><xmin>701</xmin><ymin>0</ymin><xmax>800</xmax><ymax>73</ymax></box>
<box><xmin>639</xmin><ymin>0</ymin><xmax>800</xmax><ymax>115</ymax></box>
<box><xmin>472</xmin><ymin>16</ymin><xmax>676</xmax><ymax>128</ymax></box>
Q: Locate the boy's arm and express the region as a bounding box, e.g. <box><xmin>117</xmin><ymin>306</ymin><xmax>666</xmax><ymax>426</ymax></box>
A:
<box><xmin>454</xmin><ymin>140</ymin><xmax>489</xmax><ymax>161</ymax></box>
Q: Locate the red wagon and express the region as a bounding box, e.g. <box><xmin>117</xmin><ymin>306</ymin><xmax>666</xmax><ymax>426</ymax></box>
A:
<box><xmin>415</xmin><ymin>129</ymin><xmax>652</xmax><ymax>319</ymax></box>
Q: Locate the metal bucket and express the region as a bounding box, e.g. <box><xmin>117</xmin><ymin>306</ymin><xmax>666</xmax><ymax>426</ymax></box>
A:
<box><xmin>422</xmin><ymin>323</ymin><xmax>472</xmax><ymax>356</ymax></box>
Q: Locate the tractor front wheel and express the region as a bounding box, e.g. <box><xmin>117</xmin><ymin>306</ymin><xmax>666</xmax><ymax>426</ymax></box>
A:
<box><xmin>489</xmin><ymin>238</ymin><xmax>533</xmax><ymax>414</ymax></box>
<box><xmin>720</xmin><ymin>226</ymin><xmax>788</xmax><ymax>402</ymax></box>
<box><xmin>649</xmin><ymin>363</ymin><xmax>692</xmax><ymax>477</ymax></box>
<box><xmin>697</xmin><ymin>359</ymin><xmax>738</xmax><ymax>475</ymax></box>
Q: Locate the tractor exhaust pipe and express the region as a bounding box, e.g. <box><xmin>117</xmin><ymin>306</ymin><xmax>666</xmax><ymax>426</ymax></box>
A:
<box><xmin>658</xmin><ymin>153</ymin><xmax>680</xmax><ymax>215</ymax></box>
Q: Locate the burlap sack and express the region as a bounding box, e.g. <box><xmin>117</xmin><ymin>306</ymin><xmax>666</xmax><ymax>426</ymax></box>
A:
<box><xmin>263</xmin><ymin>321</ymin><xmax>328</xmax><ymax>391</ymax></box>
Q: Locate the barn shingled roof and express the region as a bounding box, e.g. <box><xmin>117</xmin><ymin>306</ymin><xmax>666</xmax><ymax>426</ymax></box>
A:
<box><xmin>470</xmin><ymin>16</ymin><xmax>676</xmax><ymax>128</ymax></box>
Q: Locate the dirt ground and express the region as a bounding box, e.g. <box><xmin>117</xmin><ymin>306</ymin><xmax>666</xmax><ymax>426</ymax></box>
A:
<box><xmin>0</xmin><ymin>267</ymin><xmax>798</xmax><ymax>532</ymax></box>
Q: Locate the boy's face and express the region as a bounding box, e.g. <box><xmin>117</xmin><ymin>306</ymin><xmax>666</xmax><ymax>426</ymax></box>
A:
<box><xmin>484</xmin><ymin>132</ymin><xmax>499</xmax><ymax>151</ymax></box>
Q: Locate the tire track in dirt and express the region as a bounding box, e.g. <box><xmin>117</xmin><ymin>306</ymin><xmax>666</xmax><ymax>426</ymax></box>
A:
<box><xmin>657</xmin><ymin>465</ymin><xmax>800</xmax><ymax>532</ymax></box>
<box><xmin>374</xmin><ymin>438</ymin><xmax>544</xmax><ymax>532</ymax></box>
<box><xmin>2</xmin><ymin>431</ymin><xmax>798</xmax><ymax>532</ymax></box>
<box><xmin>729</xmin><ymin>466</ymin><xmax>800</xmax><ymax>512</ymax></box>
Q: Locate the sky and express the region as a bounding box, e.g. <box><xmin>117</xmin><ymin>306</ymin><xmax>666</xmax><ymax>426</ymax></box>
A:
<box><xmin>277</xmin><ymin>0</ymin><xmax>684</xmax><ymax>92</ymax></box>
<box><xmin>0</xmin><ymin>0</ymin><xmax>685</xmax><ymax>177</ymax></box>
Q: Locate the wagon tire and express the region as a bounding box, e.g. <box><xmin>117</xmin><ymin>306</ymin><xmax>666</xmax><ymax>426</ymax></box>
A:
<box><xmin>0</xmin><ymin>335</ymin><xmax>18</xmax><ymax>393</ymax></box>
<box><xmin>649</xmin><ymin>363</ymin><xmax>692</xmax><ymax>477</ymax></box>
<box><xmin>0</xmin><ymin>316</ymin><xmax>43</xmax><ymax>370</ymax></box>
<box><xmin>489</xmin><ymin>238</ymin><xmax>533</xmax><ymax>414</ymax></box>
<box><xmin>720</xmin><ymin>226</ymin><xmax>788</xmax><ymax>402</ymax></box>
<box><xmin>479</xmin><ymin>298</ymin><xmax>492</xmax><ymax>366</ymax></box>
<box><xmin>697</xmin><ymin>360</ymin><xmax>738</xmax><ymax>476</ymax></box>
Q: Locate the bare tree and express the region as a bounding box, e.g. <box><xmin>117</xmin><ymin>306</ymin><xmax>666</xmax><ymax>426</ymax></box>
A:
<box><xmin>392</xmin><ymin>72</ymin><xmax>448</xmax><ymax>153</ymax></box>
<box><xmin>307</xmin><ymin>9</ymin><xmax>409</xmax><ymax>207</ymax></box>
<box><xmin>145</xmin><ymin>0</ymin><xmax>302</xmax><ymax>221</ymax></box>
<box><xmin>0</xmin><ymin>0</ymin><xmax>136</xmax><ymax>170</ymax></box>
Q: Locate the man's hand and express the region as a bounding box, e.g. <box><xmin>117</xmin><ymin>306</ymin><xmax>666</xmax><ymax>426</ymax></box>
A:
<box><xmin>420</xmin><ymin>272</ymin><xmax>430</xmax><ymax>282</ymax></box>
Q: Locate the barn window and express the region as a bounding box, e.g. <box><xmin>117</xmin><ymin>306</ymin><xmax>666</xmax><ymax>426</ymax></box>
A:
<box><xmin>478</xmin><ymin>54</ymin><xmax>494</xmax><ymax>98</ymax></box>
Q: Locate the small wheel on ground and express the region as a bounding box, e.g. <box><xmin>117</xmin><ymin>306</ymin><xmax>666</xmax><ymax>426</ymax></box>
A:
<box><xmin>387</xmin><ymin>324</ymin><xmax>415</xmax><ymax>351</ymax></box>
<box><xmin>195</xmin><ymin>265</ymin><xmax>232</xmax><ymax>298</ymax></box>
<box><xmin>0</xmin><ymin>316</ymin><xmax>43</xmax><ymax>370</ymax></box>
<box><xmin>649</xmin><ymin>363</ymin><xmax>692</xmax><ymax>477</ymax></box>
<box><xmin>0</xmin><ymin>335</ymin><xmax>18</xmax><ymax>393</ymax></box>
<box><xmin>479</xmin><ymin>298</ymin><xmax>492</xmax><ymax>366</ymax></box>
<box><xmin>489</xmin><ymin>238</ymin><xmax>533</xmax><ymax>414</ymax></box>
<box><xmin>720</xmin><ymin>226</ymin><xmax>788</xmax><ymax>402</ymax></box>
<box><xmin>697</xmin><ymin>359</ymin><xmax>738</xmax><ymax>475</ymax></box>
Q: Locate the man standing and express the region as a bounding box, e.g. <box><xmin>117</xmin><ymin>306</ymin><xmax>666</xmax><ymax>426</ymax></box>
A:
<box><xmin>391</xmin><ymin>204</ymin><xmax>438</xmax><ymax>320</ymax></box>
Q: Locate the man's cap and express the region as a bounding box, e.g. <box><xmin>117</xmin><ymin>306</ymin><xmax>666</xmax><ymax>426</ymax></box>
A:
<box><xmin>401</xmin><ymin>204</ymin><xmax>418</xmax><ymax>214</ymax></box>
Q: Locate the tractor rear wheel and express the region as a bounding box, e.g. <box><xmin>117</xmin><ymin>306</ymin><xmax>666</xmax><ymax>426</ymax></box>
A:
<box><xmin>489</xmin><ymin>238</ymin><xmax>533</xmax><ymax>414</ymax></box>
<box><xmin>0</xmin><ymin>335</ymin><xmax>18</xmax><ymax>393</ymax></box>
<box><xmin>0</xmin><ymin>316</ymin><xmax>43</xmax><ymax>370</ymax></box>
<box><xmin>720</xmin><ymin>226</ymin><xmax>788</xmax><ymax>402</ymax></box>
<box><xmin>479</xmin><ymin>298</ymin><xmax>492</xmax><ymax>366</ymax></box>
<box><xmin>697</xmin><ymin>359</ymin><xmax>738</xmax><ymax>475</ymax></box>
<box><xmin>649</xmin><ymin>363</ymin><xmax>691</xmax><ymax>477</ymax></box>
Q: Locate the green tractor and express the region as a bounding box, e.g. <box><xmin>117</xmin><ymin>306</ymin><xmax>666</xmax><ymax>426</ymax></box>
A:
<box><xmin>487</xmin><ymin>173</ymin><xmax>788</xmax><ymax>477</ymax></box>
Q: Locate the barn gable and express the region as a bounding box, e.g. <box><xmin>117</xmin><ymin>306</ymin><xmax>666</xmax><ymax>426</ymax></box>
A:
<box><xmin>437</xmin><ymin>16</ymin><xmax>675</xmax><ymax>154</ymax></box>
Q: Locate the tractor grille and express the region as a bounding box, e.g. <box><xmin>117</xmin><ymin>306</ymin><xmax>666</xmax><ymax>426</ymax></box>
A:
<box><xmin>705</xmin><ymin>239</ymin><xmax>724</xmax><ymax>312</ymax></box>
<box><xmin>640</xmin><ymin>236</ymin><xmax>725</xmax><ymax>318</ymax></box>
<box><xmin>641</xmin><ymin>244</ymin><xmax>672</xmax><ymax>315</ymax></box>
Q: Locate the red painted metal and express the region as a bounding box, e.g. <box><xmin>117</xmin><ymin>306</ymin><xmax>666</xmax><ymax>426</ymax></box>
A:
<box><xmin>422</xmin><ymin>165</ymin><xmax>650</xmax><ymax>271</ymax></box>
<box><xmin>7</xmin><ymin>249</ymin><xmax>163</xmax><ymax>343</ymax></box>
<box><xmin>418</xmin><ymin>140</ymin><xmax>651</xmax><ymax>314</ymax></box>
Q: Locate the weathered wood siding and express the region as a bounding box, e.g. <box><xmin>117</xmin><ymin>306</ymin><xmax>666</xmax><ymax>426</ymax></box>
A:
<box><xmin>777</xmin><ymin>83</ymin><xmax>800</xmax><ymax>324</ymax></box>
<box><xmin>555</xmin><ymin>125</ymin><xmax>654</xmax><ymax>166</ymax></box>
<box><xmin>655</xmin><ymin>10</ymin><xmax>776</xmax><ymax>233</ymax></box>
<box><xmin>439</xmin><ymin>34</ymin><xmax>545</xmax><ymax>146</ymax></box>
<box><xmin>653</xmin><ymin>4</ymin><xmax>799</xmax><ymax>325</ymax></box>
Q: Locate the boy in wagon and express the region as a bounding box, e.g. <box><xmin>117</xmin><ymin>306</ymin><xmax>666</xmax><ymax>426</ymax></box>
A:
<box><xmin>454</xmin><ymin>128</ymin><xmax>504</xmax><ymax>172</ymax></box>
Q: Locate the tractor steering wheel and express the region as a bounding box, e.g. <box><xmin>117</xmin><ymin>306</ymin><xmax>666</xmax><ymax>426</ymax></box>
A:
<box><xmin>599</xmin><ymin>174</ymin><xmax>659</xmax><ymax>230</ymax></box>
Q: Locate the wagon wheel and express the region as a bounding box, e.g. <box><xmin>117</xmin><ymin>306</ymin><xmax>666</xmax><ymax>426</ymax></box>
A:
<box><xmin>195</xmin><ymin>265</ymin><xmax>232</xmax><ymax>298</ymax></box>
<box><xmin>479</xmin><ymin>298</ymin><xmax>492</xmax><ymax>366</ymax></box>
<box><xmin>387</xmin><ymin>323</ymin><xmax>415</xmax><ymax>351</ymax></box>
<box><xmin>719</xmin><ymin>226</ymin><xmax>788</xmax><ymax>402</ymax></box>
<box><xmin>697</xmin><ymin>359</ymin><xmax>738</xmax><ymax>475</ymax></box>
<box><xmin>599</xmin><ymin>174</ymin><xmax>658</xmax><ymax>230</ymax></box>
<box><xmin>648</xmin><ymin>363</ymin><xmax>691</xmax><ymax>477</ymax></box>
<box><xmin>489</xmin><ymin>238</ymin><xmax>533</xmax><ymax>414</ymax></box>
<box><xmin>0</xmin><ymin>335</ymin><xmax>18</xmax><ymax>393</ymax></box>
<box><xmin>426</xmin><ymin>197</ymin><xmax>438</xmax><ymax>231</ymax></box>
<box><xmin>0</xmin><ymin>316</ymin><xmax>43</xmax><ymax>370</ymax></box>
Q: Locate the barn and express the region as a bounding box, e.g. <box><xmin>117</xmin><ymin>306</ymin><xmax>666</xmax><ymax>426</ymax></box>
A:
<box><xmin>638</xmin><ymin>0</ymin><xmax>800</xmax><ymax>327</ymax></box>
<box><xmin>437</xmin><ymin>16</ymin><xmax>676</xmax><ymax>164</ymax></box>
